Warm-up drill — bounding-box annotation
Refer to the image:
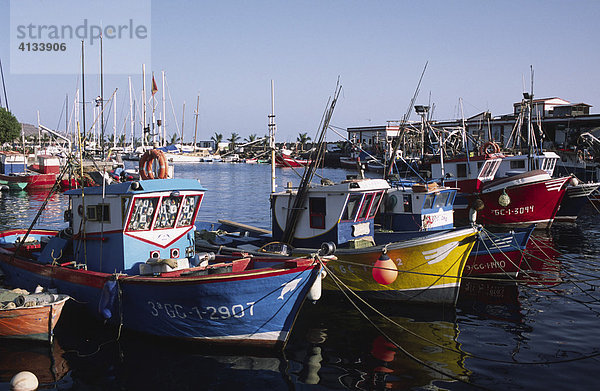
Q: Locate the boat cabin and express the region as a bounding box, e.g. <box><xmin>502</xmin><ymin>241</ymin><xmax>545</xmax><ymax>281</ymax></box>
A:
<box><xmin>0</xmin><ymin>152</ymin><xmax>27</xmax><ymax>174</ymax></box>
<box><xmin>378</xmin><ymin>181</ymin><xmax>456</xmax><ymax>231</ymax></box>
<box><xmin>495</xmin><ymin>151</ymin><xmax>559</xmax><ymax>178</ymax></box>
<box><xmin>431</xmin><ymin>155</ymin><xmax>503</xmax><ymax>193</ymax></box>
<box><xmin>55</xmin><ymin>179</ymin><xmax>205</xmax><ymax>274</ymax></box>
<box><xmin>29</xmin><ymin>155</ymin><xmax>61</xmax><ymax>175</ymax></box>
<box><xmin>271</xmin><ymin>178</ymin><xmax>390</xmax><ymax>248</ymax></box>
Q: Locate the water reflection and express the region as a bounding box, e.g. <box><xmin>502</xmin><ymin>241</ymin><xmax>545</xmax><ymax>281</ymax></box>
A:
<box><xmin>287</xmin><ymin>297</ymin><xmax>468</xmax><ymax>390</ymax></box>
<box><xmin>0</xmin><ymin>340</ymin><xmax>69</xmax><ymax>386</ymax></box>
<box><xmin>458</xmin><ymin>279</ymin><xmax>521</xmax><ymax>323</ymax></box>
<box><xmin>0</xmin><ymin>190</ymin><xmax>67</xmax><ymax>231</ymax></box>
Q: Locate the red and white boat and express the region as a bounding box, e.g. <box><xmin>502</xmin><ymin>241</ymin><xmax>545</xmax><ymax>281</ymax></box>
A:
<box><xmin>431</xmin><ymin>151</ymin><xmax>570</xmax><ymax>228</ymax></box>
<box><xmin>275</xmin><ymin>149</ymin><xmax>311</xmax><ymax>168</ymax></box>
<box><xmin>0</xmin><ymin>153</ymin><xmax>59</xmax><ymax>191</ymax></box>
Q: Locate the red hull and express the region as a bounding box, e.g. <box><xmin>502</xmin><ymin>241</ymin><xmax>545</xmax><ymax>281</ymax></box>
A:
<box><xmin>0</xmin><ymin>173</ymin><xmax>57</xmax><ymax>190</ymax></box>
<box><xmin>456</xmin><ymin>171</ymin><xmax>570</xmax><ymax>228</ymax></box>
<box><xmin>275</xmin><ymin>155</ymin><xmax>311</xmax><ymax>167</ymax></box>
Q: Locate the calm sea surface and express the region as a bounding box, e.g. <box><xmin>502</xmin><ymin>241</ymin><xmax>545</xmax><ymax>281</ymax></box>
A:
<box><xmin>1</xmin><ymin>162</ymin><xmax>599</xmax><ymax>390</ymax></box>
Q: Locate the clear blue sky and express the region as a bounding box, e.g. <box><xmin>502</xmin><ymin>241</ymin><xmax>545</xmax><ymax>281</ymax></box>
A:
<box><xmin>1</xmin><ymin>0</ymin><xmax>600</xmax><ymax>143</ymax></box>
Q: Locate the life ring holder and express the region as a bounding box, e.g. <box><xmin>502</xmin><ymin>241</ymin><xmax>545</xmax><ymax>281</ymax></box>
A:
<box><xmin>480</xmin><ymin>142</ymin><xmax>501</xmax><ymax>156</ymax></box>
<box><xmin>139</xmin><ymin>149</ymin><xmax>169</xmax><ymax>180</ymax></box>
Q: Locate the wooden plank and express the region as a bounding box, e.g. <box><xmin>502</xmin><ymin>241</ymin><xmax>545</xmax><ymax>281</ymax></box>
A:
<box><xmin>218</xmin><ymin>219</ymin><xmax>272</xmax><ymax>236</ymax></box>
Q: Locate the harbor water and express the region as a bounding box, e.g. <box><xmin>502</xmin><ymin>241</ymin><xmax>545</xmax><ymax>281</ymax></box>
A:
<box><xmin>1</xmin><ymin>162</ymin><xmax>599</xmax><ymax>390</ymax></box>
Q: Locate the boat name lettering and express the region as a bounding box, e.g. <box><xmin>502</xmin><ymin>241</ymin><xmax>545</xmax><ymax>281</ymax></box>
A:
<box><xmin>147</xmin><ymin>301</ymin><xmax>256</xmax><ymax>320</ymax></box>
<box><xmin>491</xmin><ymin>206</ymin><xmax>534</xmax><ymax>216</ymax></box>
<box><xmin>465</xmin><ymin>260</ymin><xmax>506</xmax><ymax>271</ymax></box>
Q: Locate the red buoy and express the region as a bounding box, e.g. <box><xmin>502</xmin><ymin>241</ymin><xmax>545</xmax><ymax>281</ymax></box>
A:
<box><xmin>372</xmin><ymin>252</ymin><xmax>398</xmax><ymax>285</ymax></box>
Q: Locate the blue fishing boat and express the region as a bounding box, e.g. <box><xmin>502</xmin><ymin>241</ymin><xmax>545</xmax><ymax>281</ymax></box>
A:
<box><xmin>0</xmin><ymin>178</ymin><xmax>324</xmax><ymax>348</ymax></box>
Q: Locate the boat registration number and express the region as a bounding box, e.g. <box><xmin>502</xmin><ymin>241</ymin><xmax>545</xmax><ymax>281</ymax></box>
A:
<box><xmin>147</xmin><ymin>301</ymin><xmax>256</xmax><ymax>320</ymax></box>
<box><xmin>490</xmin><ymin>205</ymin><xmax>534</xmax><ymax>216</ymax></box>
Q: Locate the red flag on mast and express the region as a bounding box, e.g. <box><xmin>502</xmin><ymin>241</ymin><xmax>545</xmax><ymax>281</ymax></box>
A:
<box><xmin>151</xmin><ymin>74</ymin><xmax>158</xmax><ymax>96</ymax></box>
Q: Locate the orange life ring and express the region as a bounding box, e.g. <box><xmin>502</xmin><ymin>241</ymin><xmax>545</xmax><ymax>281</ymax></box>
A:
<box><xmin>480</xmin><ymin>142</ymin><xmax>500</xmax><ymax>156</ymax></box>
<box><xmin>139</xmin><ymin>149</ymin><xmax>168</xmax><ymax>180</ymax></box>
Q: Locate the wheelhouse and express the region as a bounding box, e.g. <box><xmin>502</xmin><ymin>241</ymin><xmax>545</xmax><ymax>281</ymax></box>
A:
<box><xmin>64</xmin><ymin>179</ymin><xmax>206</xmax><ymax>273</ymax></box>
<box><xmin>271</xmin><ymin>178</ymin><xmax>389</xmax><ymax>248</ymax></box>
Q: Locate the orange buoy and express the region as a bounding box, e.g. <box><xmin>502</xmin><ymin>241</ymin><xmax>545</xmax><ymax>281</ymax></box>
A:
<box><xmin>139</xmin><ymin>149</ymin><xmax>168</xmax><ymax>180</ymax></box>
<box><xmin>372</xmin><ymin>252</ymin><xmax>398</xmax><ymax>285</ymax></box>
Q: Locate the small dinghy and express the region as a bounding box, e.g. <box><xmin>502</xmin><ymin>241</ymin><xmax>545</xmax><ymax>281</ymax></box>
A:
<box><xmin>0</xmin><ymin>287</ymin><xmax>69</xmax><ymax>342</ymax></box>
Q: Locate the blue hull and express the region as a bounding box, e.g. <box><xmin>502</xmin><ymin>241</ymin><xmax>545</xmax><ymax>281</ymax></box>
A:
<box><xmin>0</xmin><ymin>243</ymin><xmax>320</xmax><ymax>348</ymax></box>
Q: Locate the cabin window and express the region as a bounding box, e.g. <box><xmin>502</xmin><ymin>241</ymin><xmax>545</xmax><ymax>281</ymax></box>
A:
<box><xmin>86</xmin><ymin>205</ymin><xmax>97</xmax><ymax>221</ymax></box>
<box><xmin>423</xmin><ymin>194</ymin><xmax>435</xmax><ymax>209</ymax></box>
<box><xmin>510</xmin><ymin>160</ymin><xmax>525</xmax><ymax>169</ymax></box>
<box><xmin>358</xmin><ymin>193</ymin><xmax>374</xmax><ymax>220</ymax></box>
<box><xmin>127</xmin><ymin>197</ymin><xmax>159</xmax><ymax>231</ymax></box>
<box><xmin>309</xmin><ymin>197</ymin><xmax>326</xmax><ymax>229</ymax></box>
<box><xmin>177</xmin><ymin>195</ymin><xmax>202</xmax><ymax>227</ymax></box>
<box><xmin>479</xmin><ymin>161</ymin><xmax>498</xmax><ymax>178</ymax></box>
<box><xmin>85</xmin><ymin>204</ymin><xmax>110</xmax><ymax>222</ymax></box>
<box><xmin>368</xmin><ymin>192</ymin><xmax>383</xmax><ymax>218</ymax></box>
<box><xmin>446</xmin><ymin>191</ymin><xmax>456</xmax><ymax>206</ymax></box>
<box><xmin>97</xmin><ymin>204</ymin><xmax>110</xmax><ymax>222</ymax></box>
<box><xmin>154</xmin><ymin>196</ymin><xmax>183</xmax><ymax>229</ymax></box>
<box><xmin>342</xmin><ymin>194</ymin><xmax>363</xmax><ymax>221</ymax></box>
<box><xmin>121</xmin><ymin>198</ymin><xmax>130</xmax><ymax>222</ymax></box>
<box><xmin>403</xmin><ymin>194</ymin><xmax>412</xmax><ymax>213</ymax></box>
<box><xmin>433</xmin><ymin>192</ymin><xmax>450</xmax><ymax>209</ymax></box>
<box><xmin>456</xmin><ymin>163</ymin><xmax>467</xmax><ymax>178</ymax></box>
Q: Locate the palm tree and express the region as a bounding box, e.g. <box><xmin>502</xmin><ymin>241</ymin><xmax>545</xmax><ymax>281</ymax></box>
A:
<box><xmin>169</xmin><ymin>133</ymin><xmax>180</xmax><ymax>145</ymax></box>
<box><xmin>118</xmin><ymin>134</ymin><xmax>126</xmax><ymax>147</ymax></box>
<box><xmin>211</xmin><ymin>132</ymin><xmax>223</xmax><ymax>153</ymax></box>
<box><xmin>228</xmin><ymin>132</ymin><xmax>240</xmax><ymax>152</ymax></box>
<box><xmin>244</xmin><ymin>134</ymin><xmax>257</xmax><ymax>143</ymax></box>
<box><xmin>297</xmin><ymin>132</ymin><xmax>311</xmax><ymax>152</ymax></box>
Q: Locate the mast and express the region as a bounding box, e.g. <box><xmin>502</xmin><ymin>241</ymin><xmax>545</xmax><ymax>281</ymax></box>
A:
<box><xmin>113</xmin><ymin>90</ymin><xmax>117</xmax><ymax>149</ymax></box>
<box><xmin>193</xmin><ymin>94</ymin><xmax>199</xmax><ymax>151</ymax></box>
<box><xmin>142</xmin><ymin>64</ymin><xmax>147</xmax><ymax>149</ymax></box>
<box><xmin>181</xmin><ymin>101</ymin><xmax>185</xmax><ymax>144</ymax></box>
<box><xmin>162</xmin><ymin>70</ymin><xmax>166</xmax><ymax>146</ymax></box>
<box><xmin>269</xmin><ymin>80</ymin><xmax>277</xmax><ymax>193</ymax></box>
<box><xmin>100</xmin><ymin>34</ymin><xmax>104</xmax><ymax>158</ymax></box>
<box><xmin>0</xmin><ymin>57</ymin><xmax>9</xmax><ymax>112</ymax></box>
<box><xmin>151</xmin><ymin>72</ymin><xmax>156</xmax><ymax>146</ymax></box>
<box><xmin>37</xmin><ymin>110</ymin><xmax>41</xmax><ymax>149</ymax></box>
<box><xmin>128</xmin><ymin>76</ymin><xmax>134</xmax><ymax>150</ymax></box>
<box><xmin>81</xmin><ymin>41</ymin><xmax>86</xmax><ymax>140</ymax></box>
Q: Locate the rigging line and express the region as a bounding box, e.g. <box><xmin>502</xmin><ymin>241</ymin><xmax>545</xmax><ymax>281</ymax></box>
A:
<box><xmin>324</xmin><ymin>258</ymin><xmax>600</xmax><ymax>366</ymax></box>
<box><xmin>387</xmin><ymin>61</ymin><xmax>428</xmax><ymax>178</ymax></box>
<box><xmin>7</xmin><ymin>159</ymin><xmax>71</xmax><ymax>264</ymax></box>
<box><xmin>164</xmin><ymin>77</ymin><xmax>181</xmax><ymax>138</ymax></box>
<box><xmin>0</xmin><ymin>57</ymin><xmax>9</xmax><ymax>112</ymax></box>
<box><xmin>320</xmin><ymin>262</ymin><xmax>485</xmax><ymax>389</ymax></box>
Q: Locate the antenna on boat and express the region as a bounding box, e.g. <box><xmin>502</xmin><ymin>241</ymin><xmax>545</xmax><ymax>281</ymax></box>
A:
<box><xmin>269</xmin><ymin>80</ymin><xmax>277</xmax><ymax>193</ymax></box>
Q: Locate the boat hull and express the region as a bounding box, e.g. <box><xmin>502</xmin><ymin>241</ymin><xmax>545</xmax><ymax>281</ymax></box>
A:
<box><xmin>554</xmin><ymin>182</ymin><xmax>600</xmax><ymax>221</ymax></box>
<box><xmin>0</xmin><ymin>173</ymin><xmax>57</xmax><ymax>190</ymax></box>
<box><xmin>0</xmin><ymin>230</ymin><xmax>321</xmax><ymax>348</ymax></box>
<box><xmin>0</xmin><ymin>296</ymin><xmax>68</xmax><ymax>341</ymax></box>
<box><xmin>323</xmin><ymin>227</ymin><xmax>478</xmax><ymax>304</ymax></box>
<box><xmin>455</xmin><ymin>172</ymin><xmax>570</xmax><ymax>228</ymax></box>
<box><xmin>463</xmin><ymin>226</ymin><xmax>534</xmax><ymax>277</ymax></box>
